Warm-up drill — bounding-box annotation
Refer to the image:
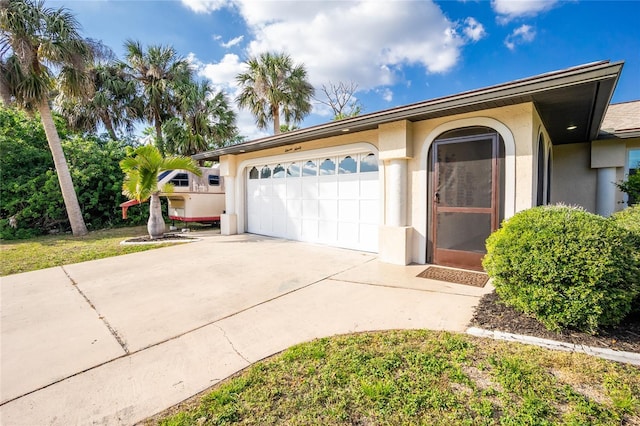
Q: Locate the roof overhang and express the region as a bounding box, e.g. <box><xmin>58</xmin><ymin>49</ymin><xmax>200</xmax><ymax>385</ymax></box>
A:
<box><xmin>194</xmin><ymin>60</ymin><xmax>623</xmax><ymax>161</ymax></box>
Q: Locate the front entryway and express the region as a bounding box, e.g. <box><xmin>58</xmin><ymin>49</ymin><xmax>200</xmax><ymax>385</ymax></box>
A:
<box><xmin>430</xmin><ymin>130</ymin><xmax>503</xmax><ymax>271</ymax></box>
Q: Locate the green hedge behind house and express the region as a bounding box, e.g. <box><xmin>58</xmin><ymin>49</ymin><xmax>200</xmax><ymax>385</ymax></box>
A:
<box><xmin>0</xmin><ymin>107</ymin><xmax>149</xmax><ymax>239</ymax></box>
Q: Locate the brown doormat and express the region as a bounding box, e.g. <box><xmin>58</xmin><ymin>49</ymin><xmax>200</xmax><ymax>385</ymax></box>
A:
<box><xmin>417</xmin><ymin>266</ymin><xmax>489</xmax><ymax>287</ymax></box>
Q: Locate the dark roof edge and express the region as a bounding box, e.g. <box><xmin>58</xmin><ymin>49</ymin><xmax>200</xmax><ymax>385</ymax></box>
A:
<box><xmin>597</xmin><ymin>129</ymin><xmax>640</xmax><ymax>140</ymax></box>
<box><xmin>194</xmin><ymin>60</ymin><xmax>624</xmax><ymax>161</ymax></box>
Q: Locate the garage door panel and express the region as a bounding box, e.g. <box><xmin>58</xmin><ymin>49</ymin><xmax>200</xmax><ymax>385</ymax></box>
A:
<box><xmin>302</xmin><ymin>199</ymin><xmax>318</xmax><ymax>219</ymax></box>
<box><xmin>273</xmin><ymin>181</ymin><xmax>286</xmax><ymax>198</ymax></box>
<box><xmin>338</xmin><ymin>177</ymin><xmax>359</xmax><ymax>198</ymax></box>
<box><xmin>302</xmin><ymin>178</ymin><xmax>318</xmax><ymax>198</ymax></box>
<box><xmin>338</xmin><ymin>199</ymin><xmax>358</xmax><ymax>222</ymax></box>
<box><xmin>360</xmin><ymin>175</ymin><xmax>378</xmax><ymax>199</ymax></box>
<box><xmin>286</xmin><ymin>217</ymin><xmax>301</xmax><ymax>239</ymax></box>
<box><xmin>259</xmin><ymin>182</ymin><xmax>272</xmax><ymax>197</ymax></box>
<box><xmin>302</xmin><ymin>219</ymin><xmax>318</xmax><ymax>240</ymax></box>
<box><xmin>286</xmin><ymin>180</ymin><xmax>302</xmax><ymax>199</ymax></box>
<box><xmin>360</xmin><ymin>199</ymin><xmax>379</xmax><ymax>223</ymax></box>
<box><xmin>287</xmin><ymin>199</ymin><xmax>301</xmax><ymax>218</ymax></box>
<box><xmin>319</xmin><ymin>199</ymin><xmax>337</xmax><ymax>221</ymax></box>
<box><xmin>318</xmin><ymin>220</ymin><xmax>338</xmax><ymax>242</ymax></box>
<box><xmin>319</xmin><ymin>177</ymin><xmax>338</xmax><ymax>198</ymax></box>
<box><xmin>338</xmin><ymin>222</ymin><xmax>359</xmax><ymax>244</ymax></box>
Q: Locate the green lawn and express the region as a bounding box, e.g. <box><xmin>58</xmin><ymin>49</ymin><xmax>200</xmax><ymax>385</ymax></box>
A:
<box><xmin>151</xmin><ymin>330</ymin><xmax>639</xmax><ymax>425</ymax></box>
<box><xmin>0</xmin><ymin>226</ymin><xmax>179</xmax><ymax>276</ymax></box>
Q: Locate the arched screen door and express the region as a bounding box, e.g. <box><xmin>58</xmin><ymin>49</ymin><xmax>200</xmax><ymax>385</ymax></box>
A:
<box><xmin>432</xmin><ymin>133</ymin><xmax>500</xmax><ymax>271</ymax></box>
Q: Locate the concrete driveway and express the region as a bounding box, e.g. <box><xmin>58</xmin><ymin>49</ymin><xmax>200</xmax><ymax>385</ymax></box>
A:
<box><xmin>1</xmin><ymin>232</ymin><xmax>491</xmax><ymax>425</ymax></box>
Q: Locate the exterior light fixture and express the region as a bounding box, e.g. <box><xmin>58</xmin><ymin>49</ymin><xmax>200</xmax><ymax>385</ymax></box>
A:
<box><xmin>341</xmin><ymin>128</ymin><xmax>350</xmax><ymax>132</ymax></box>
<box><xmin>567</xmin><ymin>125</ymin><xmax>577</xmax><ymax>130</ymax></box>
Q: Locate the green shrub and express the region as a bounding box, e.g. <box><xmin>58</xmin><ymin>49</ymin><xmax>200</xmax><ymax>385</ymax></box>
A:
<box><xmin>611</xmin><ymin>204</ymin><xmax>640</xmax><ymax>239</ymax></box>
<box><xmin>483</xmin><ymin>205</ymin><xmax>640</xmax><ymax>333</ymax></box>
<box><xmin>611</xmin><ymin>205</ymin><xmax>640</xmax><ymax>316</ymax></box>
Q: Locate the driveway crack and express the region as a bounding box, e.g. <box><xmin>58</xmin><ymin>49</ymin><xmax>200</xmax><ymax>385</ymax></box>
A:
<box><xmin>61</xmin><ymin>266</ymin><xmax>130</xmax><ymax>355</ymax></box>
<box><xmin>213</xmin><ymin>324</ymin><xmax>250</xmax><ymax>364</ymax></box>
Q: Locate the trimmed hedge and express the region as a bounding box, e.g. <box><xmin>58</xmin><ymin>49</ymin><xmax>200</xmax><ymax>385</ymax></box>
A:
<box><xmin>483</xmin><ymin>205</ymin><xmax>640</xmax><ymax>333</ymax></box>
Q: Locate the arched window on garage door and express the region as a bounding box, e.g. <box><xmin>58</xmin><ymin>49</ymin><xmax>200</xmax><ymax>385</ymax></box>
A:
<box><xmin>360</xmin><ymin>153</ymin><xmax>378</xmax><ymax>172</ymax></box>
<box><xmin>249</xmin><ymin>167</ymin><xmax>259</xmax><ymax>179</ymax></box>
<box><xmin>339</xmin><ymin>156</ymin><xmax>357</xmax><ymax>174</ymax></box>
<box><xmin>261</xmin><ymin>166</ymin><xmax>272</xmax><ymax>179</ymax></box>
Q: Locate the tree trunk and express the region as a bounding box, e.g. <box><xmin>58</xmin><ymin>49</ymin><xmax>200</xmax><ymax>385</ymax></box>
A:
<box><xmin>37</xmin><ymin>100</ymin><xmax>88</xmax><ymax>236</ymax></box>
<box><xmin>273</xmin><ymin>104</ymin><xmax>280</xmax><ymax>134</ymax></box>
<box><xmin>101</xmin><ymin>112</ymin><xmax>117</xmax><ymax>140</ymax></box>
<box><xmin>0</xmin><ymin>78</ymin><xmax>12</xmax><ymax>106</ymax></box>
<box><xmin>147</xmin><ymin>192</ymin><xmax>165</xmax><ymax>239</ymax></box>
<box><xmin>155</xmin><ymin>119</ymin><xmax>164</xmax><ymax>155</ymax></box>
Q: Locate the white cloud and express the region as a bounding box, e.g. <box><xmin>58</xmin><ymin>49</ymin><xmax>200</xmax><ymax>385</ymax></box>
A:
<box><xmin>504</xmin><ymin>24</ymin><xmax>536</xmax><ymax>50</ymax></box>
<box><xmin>462</xmin><ymin>17</ymin><xmax>486</xmax><ymax>42</ymax></box>
<box><xmin>181</xmin><ymin>0</ymin><xmax>228</xmax><ymax>14</ymax></box>
<box><xmin>188</xmin><ymin>1</ymin><xmax>480</xmax><ymax>137</ymax></box>
<box><xmin>220</xmin><ymin>35</ymin><xmax>244</xmax><ymax>48</ymax></box>
<box><xmin>492</xmin><ymin>0</ymin><xmax>559</xmax><ymax>23</ymax></box>
<box><xmin>378</xmin><ymin>88</ymin><xmax>394</xmax><ymax>102</ymax></box>
<box><xmin>235</xmin><ymin>0</ymin><xmax>466</xmax><ymax>89</ymax></box>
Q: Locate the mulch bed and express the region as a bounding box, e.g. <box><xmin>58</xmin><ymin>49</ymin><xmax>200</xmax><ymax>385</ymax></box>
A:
<box><xmin>470</xmin><ymin>291</ymin><xmax>640</xmax><ymax>353</ymax></box>
<box><xmin>124</xmin><ymin>234</ymin><xmax>198</xmax><ymax>243</ymax></box>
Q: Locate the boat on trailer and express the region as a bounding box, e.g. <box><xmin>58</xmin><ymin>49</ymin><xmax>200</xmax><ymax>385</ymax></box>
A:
<box><xmin>120</xmin><ymin>165</ymin><xmax>225</xmax><ymax>225</ymax></box>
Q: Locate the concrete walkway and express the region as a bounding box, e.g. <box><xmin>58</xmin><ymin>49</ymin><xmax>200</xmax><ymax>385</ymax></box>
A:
<box><xmin>0</xmin><ymin>232</ymin><xmax>492</xmax><ymax>425</ymax></box>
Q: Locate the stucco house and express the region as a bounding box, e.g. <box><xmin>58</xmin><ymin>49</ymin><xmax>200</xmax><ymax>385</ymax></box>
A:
<box><xmin>194</xmin><ymin>60</ymin><xmax>639</xmax><ymax>271</ymax></box>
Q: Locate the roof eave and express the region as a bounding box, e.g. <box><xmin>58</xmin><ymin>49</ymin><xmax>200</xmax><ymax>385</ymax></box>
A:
<box><xmin>194</xmin><ymin>60</ymin><xmax>624</xmax><ymax>161</ymax></box>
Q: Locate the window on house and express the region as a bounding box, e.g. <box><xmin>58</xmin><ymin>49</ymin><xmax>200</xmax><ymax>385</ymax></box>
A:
<box><xmin>208</xmin><ymin>175</ymin><xmax>220</xmax><ymax>186</ymax></box>
<box><xmin>360</xmin><ymin>153</ymin><xmax>378</xmax><ymax>172</ymax></box>
<box><xmin>261</xmin><ymin>166</ymin><xmax>272</xmax><ymax>179</ymax></box>
<box><xmin>626</xmin><ymin>148</ymin><xmax>640</xmax><ymax>205</ymax></box>
<box><xmin>170</xmin><ymin>173</ymin><xmax>189</xmax><ymax>187</ymax></box>
<box><xmin>319</xmin><ymin>158</ymin><xmax>336</xmax><ymax>175</ymax></box>
<box><xmin>302</xmin><ymin>160</ymin><xmax>317</xmax><ymax>176</ymax></box>
<box><xmin>338</xmin><ymin>156</ymin><xmax>357</xmax><ymax>174</ymax></box>
<box><xmin>273</xmin><ymin>164</ymin><xmax>285</xmax><ymax>178</ymax></box>
<box><xmin>249</xmin><ymin>167</ymin><xmax>259</xmax><ymax>179</ymax></box>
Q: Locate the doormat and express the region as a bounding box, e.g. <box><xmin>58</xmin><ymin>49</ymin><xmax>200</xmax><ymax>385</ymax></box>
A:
<box><xmin>417</xmin><ymin>266</ymin><xmax>489</xmax><ymax>287</ymax></box>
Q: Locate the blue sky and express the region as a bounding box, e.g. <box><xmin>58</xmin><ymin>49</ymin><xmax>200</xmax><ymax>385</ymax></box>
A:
<box><xmin>51</xmin><ymin>0</ymin><xmax>640</xmax><ymax>140</ymax></box>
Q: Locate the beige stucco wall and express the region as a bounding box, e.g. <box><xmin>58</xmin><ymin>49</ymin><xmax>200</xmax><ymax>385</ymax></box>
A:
<box><xmin>551</xmin><ymin>137</ymin><xmax>640</xmax><ymax>214</ymax></box>
<box><xmin>220</xmin><ymin>102</ymin><xmax>545</xmax><ymax>264</ymax></box>
<box><xmin>225</xmin><ymin>130</ymin><xmax>379</xmax><ymax>169</ymax></box>
<box><xmin>551</xmin><ymin>143</ymin><xmax>596</xmax><ymax>212</ymax></box>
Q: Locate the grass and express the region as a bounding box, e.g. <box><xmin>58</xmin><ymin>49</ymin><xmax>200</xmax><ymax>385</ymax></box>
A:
<box><xmin>149</xmin><ymin>330</ymin><xmax>639</xmax><ymax>426</ymax></box>
<box><xmin>0</xmin><ymin>226</ymin><xmax>181</xmax><ymax>276</ymax></box>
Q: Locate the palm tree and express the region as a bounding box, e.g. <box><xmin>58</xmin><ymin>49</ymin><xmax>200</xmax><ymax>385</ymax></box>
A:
<box><xmin>164</xmin><ymin>79</ymin><xmax>238</xmax><ymax>157</ymax></box>
<box><xmin>1</xmin><ymin>0</ymin><xmax>91</xmax><ymax>236</ymax></box>
<box><xmin>57</xmin><ymin>61</ymin><xmax>142</xmax><ymax>140</ymax></box>
<box><xmin>123</xmin><ymin>40</ymin><xmax>191</xmax><ymax>154</ymax></box>
<box><xmin>120</xmin><ymin>144</ymin><xmax>201</xmax><ymax>239</ymax></box>
<box><xmin>236</xmin><ymin>52</ymin><xmax>314</xmax><ymax>135</ymax></box>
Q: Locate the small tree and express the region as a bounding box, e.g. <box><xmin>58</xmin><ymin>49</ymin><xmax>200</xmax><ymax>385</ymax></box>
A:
<box><xmin>617</xmin><ymin>172</ymin><xmax>640</xmax><ymax>206</ymax></box>
<box><xmin>315</xmin><ymin>81</ymin><xmax>363</xmax><ymax>120</ymax></box>
<box><xmin>120</xmin><ymin>145</ymin><xmax>201</xmax><ymax>239</ymax></box>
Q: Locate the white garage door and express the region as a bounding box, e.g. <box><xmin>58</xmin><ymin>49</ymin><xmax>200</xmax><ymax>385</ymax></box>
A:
<box><xmin>247</xmin><ymin>151</ymin><xmax>379</xmax><ymax>252</ymax></box>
